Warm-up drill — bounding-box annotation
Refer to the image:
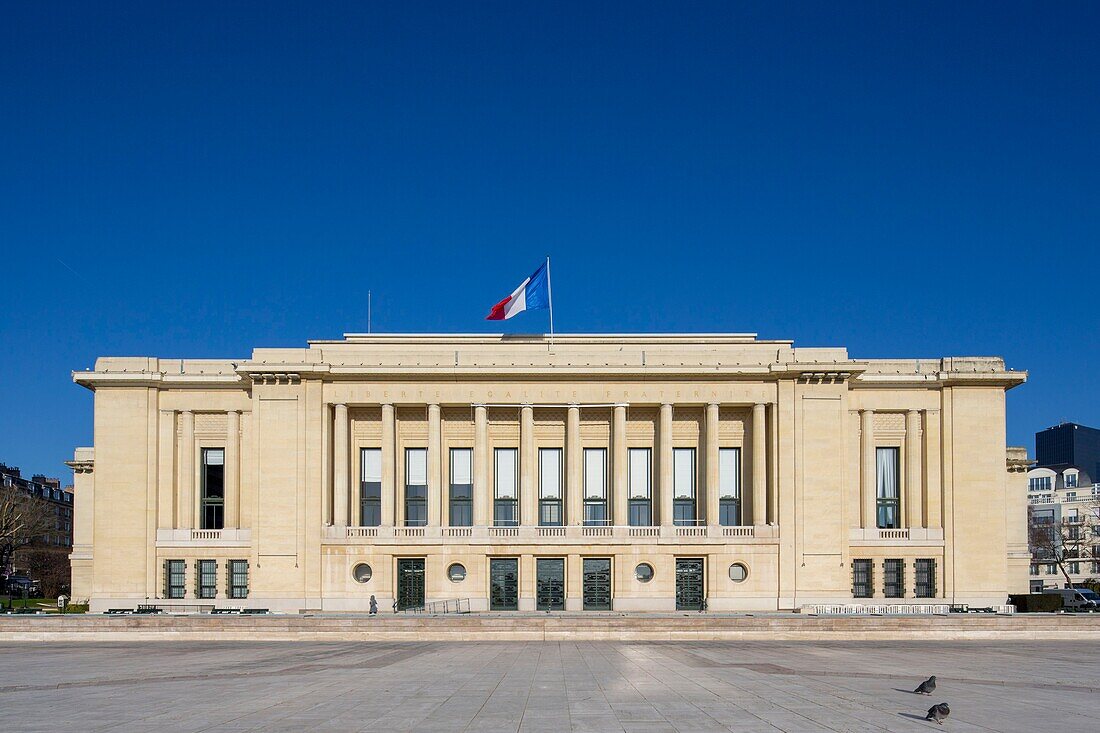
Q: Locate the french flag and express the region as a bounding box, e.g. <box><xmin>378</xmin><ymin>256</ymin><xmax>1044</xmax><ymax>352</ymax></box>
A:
<box><xmin>485</xmin><ymin>261</ymin><xmax>551</xmax><ymax>321</ymax></box>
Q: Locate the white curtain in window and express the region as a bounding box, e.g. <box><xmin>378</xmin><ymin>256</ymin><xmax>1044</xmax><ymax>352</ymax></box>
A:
<box><xmin>451</xmin><ymin>448</ymin><xmax>472</xmax><ymax>484</ymax></box>
<box><xmin>204</xmin><ymin>449</ymin><xmax>224</xmax><ymax>466</ymax></box>
<box><xmin>876</xmin><ymin>447</ymin><xmax>898</xmax><ymax>499</ymax></box>
<box><xmin>629</xmin><ymin>449</ymin><xmax>650</xmax><ymax>499</ymax></box>
<box><xmin>406</xmin><ymin>448</ymin><xmax>427</xmax><ymax>486</ymax></box>
<box><xmin>495</xmin><ymin>448</ymin><xmax>517</xmax><ymax>498</ymax></box>
<box><xmin>362</xmin><ymin>448</ymin><xmax>382</xmax><ymax>482</ymax></box>
<box><xmin>674</xmin><ymin>448</ymin><xmax>695</xmax><ymax>499</ymax></box>
<box><xmin>539</xmin><ymin>448</ymin><xmax>561</xmax><ymax>499</ymax></box>
<box><xmin>585</xmin><ymin>449</ymin><xmax>606</xmax><ymax>499</ymax></box>
<box><xmin>719</xmin><ymin>448</ymin><xmax>740</xmax><ymax>499</ymax></box>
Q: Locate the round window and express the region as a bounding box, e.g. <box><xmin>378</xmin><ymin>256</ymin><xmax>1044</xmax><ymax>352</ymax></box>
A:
<box><xmin>352</xmin><ymin>563</ymin><xmax>372</xmax><ymax>583</ymax></box>
<box><xmin>448</xmin><ymin>563</ymin><xmax>467</xmax><ymax>582</ymax></box>
<box><xmin>728</xmin><ymin>563</ymin><xmax>748</xmax><ymax>583</ymax></box>
<box><xmin>634</xmin><ymin>563</ymin><xmax>654</xmax><ymax>583</ymax></box>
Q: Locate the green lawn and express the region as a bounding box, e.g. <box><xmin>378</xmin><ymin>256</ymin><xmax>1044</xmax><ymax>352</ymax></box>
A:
<box><xmin>1</xmin><ymin>598</ymin><xmax>86</xmax><ymax>613</ymax></box>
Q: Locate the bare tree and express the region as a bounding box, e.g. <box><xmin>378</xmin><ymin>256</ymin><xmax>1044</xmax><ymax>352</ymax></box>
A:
<box><xmin>1030</xmin><ymin>506</ymin><xmax>1096</xmax><ymax>589</ymax></box>
<box><xmin>0</xmin><ymin>482</ymin><xmax>54</xmax><ymax>574</ymax></box>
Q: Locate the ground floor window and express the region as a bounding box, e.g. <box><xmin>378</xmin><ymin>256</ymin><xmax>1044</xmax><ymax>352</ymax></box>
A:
<box><xmin>228</xmin><ymin>559</ymin><xmax>249</xmax><ymax>599</ymax></box>
<box><xmin>914</xmin><ymin>558</ymin><xmax>936</xmax><ymax>598</ymax></box>
<box><xmin>164</xmin><ymin>559</ymin><xmax>185</xmax><ymax>599</ymax></box>
<box><xmin>883</xmin><ymin>559</ymin><xmax>904</xmax><ymax>598</ymax></box>
<box><xmin>197</xmin><ymin>559</ymin><xmax>217</xmax><ymax>599</ymax></box>
<box><xmin>852</xmin><ymin>559</ymin><xmax>873</xmax><ymax>598</ymax></box>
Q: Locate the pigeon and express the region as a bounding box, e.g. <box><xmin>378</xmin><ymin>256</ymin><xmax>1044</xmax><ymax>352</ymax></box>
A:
<box><xmin>925</xmin><ymin>702</ymin><xmax>950</xmax><ymax>725</ymax></box>
<box><xmin>914</xmin><ymin>675</ymin><xmax>937</xmax><ymax>695</ymax></box>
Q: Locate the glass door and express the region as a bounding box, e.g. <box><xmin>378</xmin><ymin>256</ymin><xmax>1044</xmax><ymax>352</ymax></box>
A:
<box><xmin>536</xmin><ymin>558</ymin><xmax>565</xmax><ymax>611</ymax></box>
<box><xmin>396</xmin><ymin>558</ymin><xmax>425</xmax><ymax>611</ymax></box>
<box><xmin>675</xmin><ymin>558</ymin><xmax>705</xmax><ymax>611</ymax></box>
<box><xmin>582</xmin><ymin>558</ymin><xmax>612</xmax><ymax>610</ymax></box>
<box><xmin>489</xmin><ymin>558</ymin><xmax>519</xmax><ymax>610</ymax></box>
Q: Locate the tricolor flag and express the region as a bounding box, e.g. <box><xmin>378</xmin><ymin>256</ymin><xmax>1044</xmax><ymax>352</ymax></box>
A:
<box><xmin>485</xmin><ymin>260</ymin><xmax>552</xmax><ymax>321</ymax></box>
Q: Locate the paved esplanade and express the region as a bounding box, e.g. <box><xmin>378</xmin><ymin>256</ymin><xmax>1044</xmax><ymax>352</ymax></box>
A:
<box><xmin>1</xmin><ymin>641</ymin><xmax>1095</xmax><ymax>732</ymax></box>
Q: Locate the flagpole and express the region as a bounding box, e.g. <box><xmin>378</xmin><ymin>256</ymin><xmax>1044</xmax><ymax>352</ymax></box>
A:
<box><xmin>368</xmin><ymin>290</ymin><xmax>372</xmax><ymax>334</ymax></box>
<box><xmin>545</xmin><ymin>256</ymin><xmax>554</xmax><ymax>351</ymax></box>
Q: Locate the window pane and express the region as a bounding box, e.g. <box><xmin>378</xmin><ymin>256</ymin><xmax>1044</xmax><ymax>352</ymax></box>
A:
<box><xmin>674</xmin><ymin>448</ymin><xmax>695</xmax><ymax>499</ymax></box>
<box><xmin>361</xmin><ymin>448</ymin><xmax>382</xmax><ymax>482</ymax></box>
<box><xmin>629</xmin><ymin>449</ymin><xmax>650</xmax><ymax>499</ymax></box>
<box><xmin>584</xmin><ymin>449</ymin><xmax>606</xmax><ymax>499</ymax></box>
<box><xmin>539</xmin><ymin>448</ymin><xmax>561</xmax><ymax>499</ymax></box>
<box><xmin>203</xmin><ymin>449</ymin><xmax>224</xmax><ymax>466</ymax></box>
<box><xmin>495</xmin><ymin>448</ymin><xmax>517</xmax><ymax>498</ymax></box>
<box><xmin>876</xmin><ymin>447</ymin><xmax>898</xmax><ymax>499</ymax></box>
<box><xmin>451</xmin><ymin>448</ymin><xmax>472</xmax><ymax>484</ymax></box>
<box><xmin>719</xmin><ymin>448</ymin><xmax>740</xmax><ymax>499</ymax></box>
<box><xmin>406</xmin><ymin>448</ymin><xmax>427</xmax><ymax>485</ymax></box>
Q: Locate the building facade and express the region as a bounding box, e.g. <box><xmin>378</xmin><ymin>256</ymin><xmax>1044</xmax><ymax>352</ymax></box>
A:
<box><xmin>69</xmin><ymin>333</ymin><xmax>1029</xmax><ymax>612</ymax></box>
<box><xmin>1</xmin><ymin>463</ymin><xmax>74</xmax><ymax>553</ymax></box>
<box><xmin>1035</xmin><ymin>422</ymin><xmax>1100</xmax><ymax>486</ymax></box>
<box><xmin>1027</xmin><ymin>459</ymin><xmax>1100</xmax><ymax>592</ymax></box>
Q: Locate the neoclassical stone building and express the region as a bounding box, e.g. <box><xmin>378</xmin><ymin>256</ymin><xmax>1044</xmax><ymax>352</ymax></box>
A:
<box><xmin>68</xmin><ymin>333</ymin><xmax>1030</xmax><ymax>612</ymax></box>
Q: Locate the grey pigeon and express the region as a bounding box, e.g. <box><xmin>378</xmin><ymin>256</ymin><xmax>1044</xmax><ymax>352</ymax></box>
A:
<box><xmin>914</xmin><ymin>675</ymin><xmax>937</xmax><ymax>695</ymax></box>
<box><xmin>925</xmin><ymin>702</ymin><xmax>950</xmax><ymax>725</ymax></box>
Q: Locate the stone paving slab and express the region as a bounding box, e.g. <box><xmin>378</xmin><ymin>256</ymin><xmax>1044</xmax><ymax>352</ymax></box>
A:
<box><xmin>0</xmin><ymin>640</ymin><xmax>1095</xmax><ymax>732</ymax></box>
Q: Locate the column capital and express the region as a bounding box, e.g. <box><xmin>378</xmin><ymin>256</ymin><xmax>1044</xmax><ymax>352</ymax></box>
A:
<box><xmin>708</xmin><ymin>402</ymin><xmax>721</xmax><ymax>409</ymax></box>
<box><xmin>334</xmin><ymin>402</ymin><xmax>348</xmax><ymax>410</ymax></box>
<box><xmin>906</xmin><ymin>408</ymin><xmax>921</xmax><ymax>415</ymax></box>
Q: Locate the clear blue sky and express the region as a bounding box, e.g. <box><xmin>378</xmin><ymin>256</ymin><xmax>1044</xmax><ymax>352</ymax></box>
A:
<box><xmin>2</xmin><ymin>2</ymin><xmax>1097</xmax><ymax>481</ymax></box>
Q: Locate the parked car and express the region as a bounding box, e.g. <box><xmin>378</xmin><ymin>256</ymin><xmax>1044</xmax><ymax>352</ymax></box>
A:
<box><xmin>5</xmin><ymin>575</ymin><xmax>42</xmax><ymax>597</ymax></box>
<box><xmin>1042</xmin><ymin>588</ymin><xmax>1099</xmax><ymax>611</ymax></box>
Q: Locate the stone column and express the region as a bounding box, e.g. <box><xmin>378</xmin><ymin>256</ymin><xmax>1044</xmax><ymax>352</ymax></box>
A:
<box><xmin>924</xmin><ymin>410</ymin><xmax>941</xmax><ymax>530</ymax></box>
<box><xmin>752</xmin><ymin>403</ymin><xmax>767</xmax><ymax>526</ymax></box>
<box><xmin>520</xmin><ymin>405</ymin><xmax>536</xmax><ymax>526</ymax></box>
<box><xmin>705</xmin><ymin>403</ymin><xmax>720</xmax><ymax>525</ymax></box>
<box><xmin>179</xmin><ymin>410</ymin><xmax>195</xmax><ymax>529</ymax></box>
<box><xmin>428</xmin><ymin>404</ymin><xmax>442</xmax><ymax>526</ymax></box>
<box><xmin>473</xmin><ymin>405</ymin><xmax>489</xmax><ymax>526</ymax></box>
<box><xmin>658</xmin><ymin>403</ymin><xmax>673</xmax><ymax>527</ymax></box>
<box><xmin>906</xmin><ymin>410</ymin><xmax>923</xmax><ymax>529</ymax></box>
<box><xmin>567</xmin><ymin>405</ymin><xmax>582</xmax><ymax>525</ymax></box>
<box><xmin>612</xmin><ymin>405</ymin><xmax>628</xmax><ymax>527</ymax></box>
<box><xmin>860</xmin><ymin>409</ymin><xmax>876</xmax><ymax>529</ymax></box>
<box><xmin>333</xmin><ymin>404</ymin><xmax>349</xmax><ymax>528</ymax></box>
<box><xmin>381</xmin><ymin>404</ymin><xmax>396</xmax><ymax>527</ymax></box>
<box><xmin>157</xmin><ymin>410</ymin><xmax>176</xmax><ymax>529</ymax></box>
<box><xmin>225</xmin><ymin>410</ymin><xmax>240</xmax><ymax>529</ymax></box>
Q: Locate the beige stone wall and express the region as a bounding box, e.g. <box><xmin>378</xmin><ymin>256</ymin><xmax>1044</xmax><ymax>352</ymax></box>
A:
<box><xmin>69</xmin><ymin>335</ymin><xmax>1026</xmax><ymax>612</ymax></box>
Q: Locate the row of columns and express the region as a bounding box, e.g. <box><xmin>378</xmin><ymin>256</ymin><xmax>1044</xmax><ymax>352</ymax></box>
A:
<box><xmin>171</xmin><ymin>409</ymin><xmax>241</xmax><ymax>530</ymax></box>
<box><xmin>858</xmin><ymin>409</ymin><xmax>940</xmax><ymax>530</ymax></box>
<box><xmin>331</xmin><ymin>402</ymin><xmax>771</xmax><ymax>528</ymax></box>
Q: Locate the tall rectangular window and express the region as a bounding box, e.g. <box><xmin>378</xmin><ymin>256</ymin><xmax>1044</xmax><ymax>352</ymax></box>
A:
<box><xmin>584</xmin><ymin>448</ymin><xmax>608</xmax><ymax>526</ymax></box>
<box><xmin>673</xmin><ymin>448</ymin><xmax>696</xmax><ymax>526</ymax></box>
<box><xmin>876</xmin><ymin>447</ymin><xmax>900</xmax><ymax>529</ymax></box>
<box><xmin>628</xmin><ymin>448</ymin><xmax>652</xmax><ymax>526</ymax></box>
<box><xmin>164</xmin><ymin>559</ymin><xmax>185</xmax><ymax>599</ymax></box>
<box><xmin>883</xmin><ymin>558</ymin><xmax>904</xmax><ymax>598</ymax></box>
<box><xmin>494</xmin><ymin>448</ymin><xmax>518</xmax><ymax>526</ymax></box>
<box><xmin>718</xmin><ymin>448</ymin><xmax>741</xmax><ymax>526</ymax></box>
<box><xmin>201</xmin><ymin>448</ymin><xmax>225</xmax><ymax>530</ymax></box>
<box><xmin>914</xmin><ymin>558</ymin><xmax>936</xmax><ymax>598</ymax></box>
<box><xmin>539</xmin><ymin>448</ymin><xmax>563</xmax><ymax>526</ymax></box>
<box><xmin>228</xmin><ymin>559</ymin><xmax>249</xmax><ymax>599</ymax></box>
<box><xmin>197</xmin><ymin>559</ymin><xmax>217</xmax><ymax>599</ymax></box>
<box><xmin>852</xmin><ymin>559</ymin><xmax>873</xmax><ymax>598</ymax></box>
<box><xmin>449</xmin><ymin>448</ymin><xmax>473</xmax><ymax>526</ymax></box>
<box><xmin>404</xmin><ymin>448</ymin><xmax>427</xmax><ymax>527</ymax></box>
<box><xmin>360</xmin><ymin>448</ymin><xmax>382</xmax><ymax>527</ymax></box>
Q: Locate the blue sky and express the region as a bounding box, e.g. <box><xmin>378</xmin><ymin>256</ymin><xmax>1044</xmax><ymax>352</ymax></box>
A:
<box><xmin>2</xmin><ymin>2</ymin><xmax>1097</xmax><ymax>480</ymax></box>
